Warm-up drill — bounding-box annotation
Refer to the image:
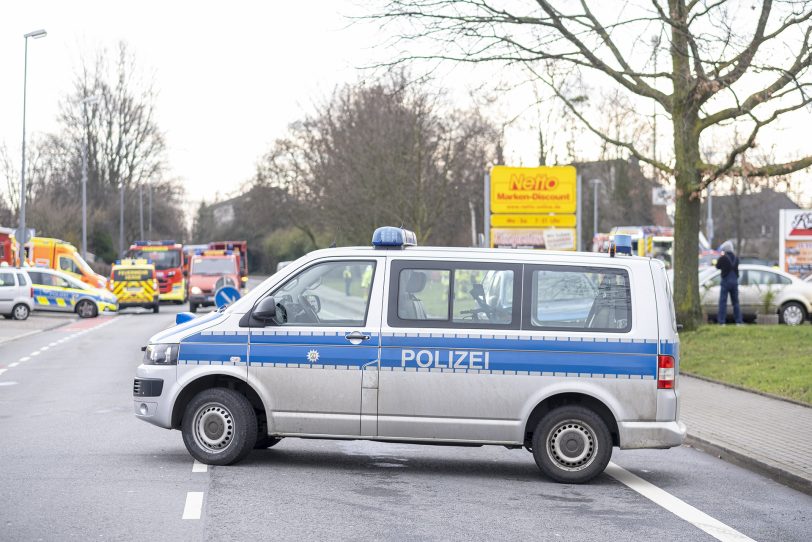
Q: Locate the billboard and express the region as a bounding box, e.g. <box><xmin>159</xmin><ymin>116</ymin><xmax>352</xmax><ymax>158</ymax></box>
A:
<box><xmin>491</xmin><ymin>228</ymin><xmax>576</xmax><ymax>250</ymax></box>
<box><xmin>490</xmin><ymin>166</ymin><xmax>577</xmax><ymax>214</ymax></box>
<box><xmin>779</xmin><ymin>209</ymin><xmax>812</xmax><ymax>277</ymax></box>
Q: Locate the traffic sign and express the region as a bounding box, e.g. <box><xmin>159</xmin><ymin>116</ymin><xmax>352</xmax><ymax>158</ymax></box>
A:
<box><xmin>214</xmin><ymin>285</ymin><xmax>241</xmax><ymax>308</ymax></box>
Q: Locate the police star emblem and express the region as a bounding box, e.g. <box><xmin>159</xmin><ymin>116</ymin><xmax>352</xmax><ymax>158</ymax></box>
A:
<box><xmin>306</xmin><ymin>349</ymin><xmax>320</xmax><ymax>363</ymax></box>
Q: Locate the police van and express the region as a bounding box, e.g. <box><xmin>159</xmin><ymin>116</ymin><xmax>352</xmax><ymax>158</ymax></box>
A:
<box><xmin>134</xmin><ymin>227</ymin><xmax>684</xmax><ymax>483</ymax></box>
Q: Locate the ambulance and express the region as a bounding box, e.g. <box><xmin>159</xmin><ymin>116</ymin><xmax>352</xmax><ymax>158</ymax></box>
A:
<box><xmin>0</xmin><ymin>227</ymin><xmax>20</xmax><ymax>266</ymax></box>
<box><xmin>109</xmin><ymin>259</ymin><xmax>160</xmax><ymax>313</ymax></box>
<box><xmin>127</xmin><ymin>240</ymin><xmax>187</xmax><ymax>303</ymax></box>
<box><xmin>133</xmin><ymin>227</ymin><xmax>684</xmax><ymax>484</ymax></box>
<box><xmin>26</xmin><ymin>237</ymin><xmax>107</xmax><ymax>289</ymax></box>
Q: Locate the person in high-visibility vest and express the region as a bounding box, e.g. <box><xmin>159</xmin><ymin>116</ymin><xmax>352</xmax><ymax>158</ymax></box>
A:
<box><xmin>361</xmin><ymin>266</ymin><xmax>373</xmax><ymax>290</ymax></box>
<box><xmin>343</xmin><ymin>267</ymin><xmax>352</xmax><ymax>296</ymax></box>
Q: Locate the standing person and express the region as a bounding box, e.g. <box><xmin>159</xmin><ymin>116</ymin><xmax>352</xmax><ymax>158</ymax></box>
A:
<box><xmin>715</xmin><ymin>240</ymin><xmax>743</xmax><ymax>325</ymax></box>
<box><xmin>343</xmin><ymin>267</ymin><xmax>352</xmax><ymax>296</ymax></box>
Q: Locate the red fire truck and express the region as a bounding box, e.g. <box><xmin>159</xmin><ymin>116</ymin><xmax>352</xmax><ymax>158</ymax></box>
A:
<box><xmin>127</xmin><ymin>240</ymin><xmax>187</xmax><ymax>303</ymax></box>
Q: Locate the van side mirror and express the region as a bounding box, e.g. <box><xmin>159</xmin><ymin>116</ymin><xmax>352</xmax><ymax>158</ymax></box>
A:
<box><xmin>253</xmin><ymin>296</ymin><xmax>277</xmax><ymax>321</ymax></box>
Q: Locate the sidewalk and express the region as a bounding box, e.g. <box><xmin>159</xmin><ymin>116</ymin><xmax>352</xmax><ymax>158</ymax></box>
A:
<box><xmin>0</xmin><ymin>314</ymin><xmax>74</xmax><ymax>345</ymax></box>
<box><xmin>679</xmin><ymin>375</ymin><xmax>812</xmax><ymax>494</ymax></box>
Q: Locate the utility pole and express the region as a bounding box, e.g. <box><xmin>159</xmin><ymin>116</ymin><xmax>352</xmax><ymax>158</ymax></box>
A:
<box><xmin>139</xmin><ymin>183</ymin><xmax>144</xmax><ymax>239</ymax></box>
<box><xmin>147</xmin><ymin>183</ymin><xmax>152</xmax><ymax>238</ymax></box>
<box><xmin>707</xmin><ymin>186</ymin><xmax>714</xmax><ymax>249</ymax></box>
<box><xmin>119</xmin><ymin>182</ymin><xmax>125</xmax><ymax>257</ymax></box>
<box><xmin>79</xmin><ymin>95</ymin><xmax>99</xmax><ymax>260</ymax></box>
<box><xmin>591</xmin><ymin>179</ymin><xmax>604</xmax><ymax>242</ymax></box>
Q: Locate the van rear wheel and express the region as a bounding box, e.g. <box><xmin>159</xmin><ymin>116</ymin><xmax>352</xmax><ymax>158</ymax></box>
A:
<box><xmin>181</xmin><ymin>388</ymin><xmax>257</xmax><ymax>466</ymax></box>
<box><xmin>532</xmin><ymin>406</ymin><xmax>612</xmax><ymax>484</ymax></box>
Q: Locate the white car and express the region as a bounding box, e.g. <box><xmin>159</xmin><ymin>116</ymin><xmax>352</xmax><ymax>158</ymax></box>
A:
<box><xmin>0</xmin><ymin>268</ymin><xmax>33</xmax><ymax>320</ymax></box>
<box><xmin>700</xmin><ymin>264</ymin><xmax>812</xmax><ymax>325</ymax></box>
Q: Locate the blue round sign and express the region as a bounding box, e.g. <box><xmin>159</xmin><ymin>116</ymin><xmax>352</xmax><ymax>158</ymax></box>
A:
<box><xmin>214</xmin><ymin>286</ymin><xmax>241</xmax><ymax>308</ymax></box>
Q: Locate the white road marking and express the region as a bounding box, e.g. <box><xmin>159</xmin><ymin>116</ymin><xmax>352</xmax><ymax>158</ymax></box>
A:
<box><xmin>49</xmin><ymin>342</ymin><xmax>57</xmax><ymax>347</ymax></box>
<box><xmin>605</xmin><ymin>463</ymin><xmax>755</xmax><ymax>542</ymax></box>
<box><xmin>0</xmin><ymin>369</ymin><xmax>6</xmax><ymax>377</ymax></box>
<box><xmin>30</xmin><ymin>351</ymin><xmax>40</xmax><ymax>356</ymax></box>
<box><xmin>40</xmin><ymin>346</ymin><xmax>49</xmax><ymax>351</ymax></box>
<box><xmin>9</xmin><ymin>362</ymin><xmax>19</xmax><ymax>368</ymax></box>
<box><xmin>192</xmin><ymin>460</ymin><xmax>208</xmax><ymax>473</ymax></box>
<box><xmin>19</xmin><ymin>357</ymin><xmax>30</xmax><ymax>362</ymax></box>
<box><xmin>182</xmin><ymin>492</ymin><xmax>204</xmax><ymax>520</ymax></box>
<box><xmin>0</xmin><ymin>381</ymin><xmax>18</xmax><ymax>386</ymax></box>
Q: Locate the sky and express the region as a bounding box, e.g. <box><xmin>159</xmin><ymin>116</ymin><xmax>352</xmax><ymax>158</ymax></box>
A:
<box><xmin>2</xmin><ymin>0</ymin><xmax>810</xmax><ymax>215</ymax></box>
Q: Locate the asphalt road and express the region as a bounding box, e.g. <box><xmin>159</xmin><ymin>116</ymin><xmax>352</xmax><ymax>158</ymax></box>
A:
<box><xmin>0</xmin><ymin>302</ymin><xmax>810</xmax><ymax>541</ymax></box>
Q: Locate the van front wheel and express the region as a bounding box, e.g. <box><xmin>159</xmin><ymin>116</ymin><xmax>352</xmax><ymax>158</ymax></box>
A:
<box><xmin>181</xmin><ymin>388</ymin><xmax>257</xmax><ymax>466</ymax></box>
<box><xmin>531</xmin><ymin>406</ymin><xmax>612</xmax><ymax>484</ymax></box>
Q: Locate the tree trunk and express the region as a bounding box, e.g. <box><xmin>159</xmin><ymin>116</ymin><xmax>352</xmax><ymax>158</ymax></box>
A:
<box><xmin>669</xmin><ymin>0</ymin><xmax>702</xmax><ymax>330</ymax></box>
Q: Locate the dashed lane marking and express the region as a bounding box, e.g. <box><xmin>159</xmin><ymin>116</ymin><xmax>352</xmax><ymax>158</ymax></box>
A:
<box><xmin>18</xmin><ymin>357</ymin><xmax>30</xmax><ymax>362</ymax></box>
<box><xmin>8</xmin><ymin>362</ymin><xmax>19</xmax><ymax>368</ymax></box>
<box><xmin>0</xmin><ymin>369</ymin><xmax>6</xmax><ymax>377</ymax></box>
<box><xmin>30</xmin><ymin>351</ymin><xmax>40</xmax><ymax>356</ymax></box>
<box><xmin>182</xmin><ymin>492</ymin><xmax>204</xmax><ymax>520</ymax></box>
<box><xmin>192</xmin><ymin>460</ymin><xmax>208</xmax><ymax>473</ymax></box>
<box><xmin>606</xmin><ymin>462</ymin><xmax>755</xmax><ymax>542</ymax></box>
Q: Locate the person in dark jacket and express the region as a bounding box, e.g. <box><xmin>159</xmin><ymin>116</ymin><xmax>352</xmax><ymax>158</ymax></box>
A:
<box><xmin>715</xmin><ymin>240</ymin><xmax>743</xmax><ymax>325</ymax></box>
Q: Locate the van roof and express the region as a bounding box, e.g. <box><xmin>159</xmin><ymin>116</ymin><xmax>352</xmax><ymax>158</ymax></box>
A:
<box><xmin>303</xmin><ymin>246</ymin><xmax>655</xmax><ymax>267</ymax></box>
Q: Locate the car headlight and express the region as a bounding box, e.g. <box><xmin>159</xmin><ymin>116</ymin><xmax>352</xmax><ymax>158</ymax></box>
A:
<box><xmin>143</xmin><ymin>343</ymin><xmax>179</xmax><ymax>365</ymax></box>
<box><xmin>191</xmin><ymin>286</ymin><xmax>202</xmax><ymax>295</ymax></box>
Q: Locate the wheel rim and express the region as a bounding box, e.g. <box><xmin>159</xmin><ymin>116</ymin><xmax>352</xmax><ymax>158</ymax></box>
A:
<box><xmin>13</xmin><ymin>305</ymin><xmax>28</xmax><ymax>319</ymax></box>
<box><xmin>78</xmin><ymin>301</ymin><xmax>94</xmax><ymax>317</ymax></box>
<box><xmin>783</xmin><ymin>305</ymin><xmax>804</xmax><ymax>325</ymax></box>
<box><xmin>546</xmin><ymin>419</ymin><xmax>598</xmax><ymax>472</ymax></box>
<box><xmin>192</xmin><ymin>402</ymin><xmax>234</xmax><ymax>453</ymax></box>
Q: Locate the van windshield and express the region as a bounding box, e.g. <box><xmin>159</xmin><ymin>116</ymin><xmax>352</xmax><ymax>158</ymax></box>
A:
<box><xmin>192</xmin><ymin>257</ymin><xmax>236</xmax><ymax>275</ymax></box>
<box><xmin>130</xmin><ymin>249</ymin><xmax>181</xmax><ymax>270</ymax></box>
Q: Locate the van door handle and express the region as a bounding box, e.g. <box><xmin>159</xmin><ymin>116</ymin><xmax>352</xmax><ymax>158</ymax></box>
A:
<box><xmin>345</xmin><ymin>331</ymin><xmax>370</xmax><ymax>342</ymax></box>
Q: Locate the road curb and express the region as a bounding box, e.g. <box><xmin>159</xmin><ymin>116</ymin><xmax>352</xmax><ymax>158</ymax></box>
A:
<box><xmin>685</xmin><ymin>434</ymin><xmax>812</xmax><ymax>496</ymax></box>
<box><xmin>682</xmin><ymin>371</ymin><xmax>811</xmax><ymax>409</ymax></box>
<box><xmin>0</xmin><ymin>318</ymin><xmax>74</xmax><ymax>346</ymax></box>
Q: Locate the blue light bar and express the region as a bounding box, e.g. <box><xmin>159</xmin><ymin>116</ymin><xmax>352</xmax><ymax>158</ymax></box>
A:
<box><xmin>372</xmin><ymin>227</ymin><xmax>417</xmax><ymax>249</ymax></box>
<box><xmin>610</xmin><ymin>234</ymin><xmax>633</xmax><ymax>257</ymax></box>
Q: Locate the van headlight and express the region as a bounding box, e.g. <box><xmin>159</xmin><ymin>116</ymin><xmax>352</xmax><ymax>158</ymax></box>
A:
<box><xmin>144</xmin><ymin>343</ymin><xmax>179</xmax><ymax>365</ymax></box>
<box><xmin>191</xmin><ymin>286</ymin><xmax>202</xmax><ymax>295</ymax></box>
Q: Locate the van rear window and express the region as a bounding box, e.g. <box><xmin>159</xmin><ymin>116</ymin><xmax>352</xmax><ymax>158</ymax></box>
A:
<box><xmin>525</xmin><ymin>265</ymin><xmax>632</xmax><ymax>332</ymax></box>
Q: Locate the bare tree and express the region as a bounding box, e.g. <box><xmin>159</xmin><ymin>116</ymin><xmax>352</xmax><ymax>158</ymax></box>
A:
<box><xmin>256</xmin><ymin>73</ymin><xmax>500</xmax><ymax>247</ymax></box>
<box><xmin>371</xmin><ymin>0</ymin><xmax>812</xmax><ymax>329</ymax></box>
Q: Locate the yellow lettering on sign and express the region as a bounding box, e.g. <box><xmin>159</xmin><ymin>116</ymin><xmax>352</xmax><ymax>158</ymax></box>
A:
<box><xmin>490</xmin><ymin>214</ymin><xmax>577</xmax><ymax>228</ymax></box>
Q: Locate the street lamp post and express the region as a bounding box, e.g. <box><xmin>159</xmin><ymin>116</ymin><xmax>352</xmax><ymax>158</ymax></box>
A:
<box><xmin>79</xmin><ymin>95</ymin><xmax>100</xmax><ymax>261</ymax></box>
<box><xmin>17</xmin><ymin>28</ymin><xmax>47</xmax><ymax>267</ymax></box>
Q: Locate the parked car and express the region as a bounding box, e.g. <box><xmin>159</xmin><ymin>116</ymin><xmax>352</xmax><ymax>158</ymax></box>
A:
<box><xmin>0</xmin><ymin>267</ymin><xmax>33</xmax><ymax>320</ymax></box>
<box><xmin>25</xmin><ymin>267</ymin><xmax>118</xmax><ymax>318</ymax></box>
<box><xmin>700</xmin><ymin>264</ymin><xmax>812</xmax><ymax>325</ymax></box>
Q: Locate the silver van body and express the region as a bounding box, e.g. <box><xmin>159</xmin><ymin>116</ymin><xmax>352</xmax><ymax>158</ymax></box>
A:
<box><xmin>134</xmin><ymin>245</ymin><xmax>685</xmax><ymax>481</ymax></box>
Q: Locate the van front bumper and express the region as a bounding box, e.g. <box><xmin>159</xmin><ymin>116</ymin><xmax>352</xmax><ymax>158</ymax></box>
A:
<box><xmin>133</xmin><ymin>364</ymin><xmax>176</xmax><ymax>429</ymax></box>
<box><xmin>618</xmin><ymin>420</ymin><xmax>686</xmax><ymax>449</ymax></box>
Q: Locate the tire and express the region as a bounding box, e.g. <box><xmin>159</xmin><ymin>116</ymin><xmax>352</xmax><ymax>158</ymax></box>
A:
<box><xmin>531</xmin><ymin>405</ymin><xmax>613</xmax><ymax>484</ymax></box>
<box><xmin>75</xmin><ymin>299</ymin><xmax>98</xmax><ymax>318</ymax></box>
<box><xmin>254</xmin><ymin>435</ymin><xmax>282</xmax><ymax>449</ymax></box>
<box><xmin>779</xmin><ymin>301</ymin><xmax>806</xmax><ymax>326</ymax></box>
<box><xmin>190</xmin><ymin>303</ymin><xmax>198</xmax><ymax>313</ymax></box>
<box><xmin>12</xmin><ymin>304</ymin><xmax>30</xmax><ymax>321</ymax></box>
<box><xmin>152</xmin><ymin>303</ymin><xmax>160</xmax><ymax>314</ymax></box>
<box><xmin>181</xmin><ymin>388</ymin><xmax>257</xmax><ymax>466</ymax></box>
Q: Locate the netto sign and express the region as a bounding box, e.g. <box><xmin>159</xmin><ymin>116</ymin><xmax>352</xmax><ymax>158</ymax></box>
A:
<box><xmin>490</xmin><ymin>166</ymin><xmax>577</xmax><ymax>214</ymax></box>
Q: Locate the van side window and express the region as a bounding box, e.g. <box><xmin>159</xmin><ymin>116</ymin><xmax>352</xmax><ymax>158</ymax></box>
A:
<box><xmin>525</xmin><ymin>266</ymin><xmax>632</xmax><ymax>332</ymax></box>
<box><xmin>271</xmin><ymin>261</ymin><xmax>375</xmax><ymax>326</ymax></box>
<box><xmin>389</xmin><ymin>261</ymin><xmax>520</xmax><ymax>329</ymax></box>
<box><xmin>59</xmin><ymin>257</ymin><xmax>80</xmax><ymax>274</ymax></box>
<box><xmin>397</xmin><ymin>269</ymin><xmax>449</xmax><ymax>320</ymax></box>
<box><xmin>0</xmin><ymin>272</ymin><xmax>16</xmax><ymax>287</ymax></box>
